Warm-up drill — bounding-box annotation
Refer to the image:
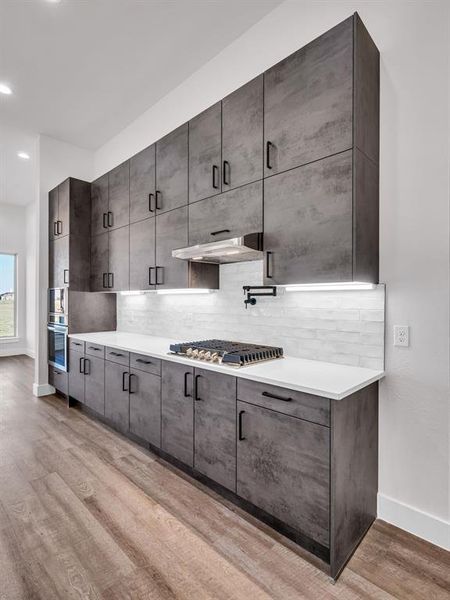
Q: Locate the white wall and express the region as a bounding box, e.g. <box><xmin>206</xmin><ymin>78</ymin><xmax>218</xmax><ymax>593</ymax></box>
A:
<box><xmin>34</xmin><ymin>135</ymin><xmax>94</xmax><ymax>395</ymax></box>
<box><xmin>25</xmin><ymin>201</ymin><xmax>36</xmax><ymax>357</ymax></box>
<box><xmin>93</xmin><ymin>1</ymin><xmax>450</xmax><ymax>549</ymax></box>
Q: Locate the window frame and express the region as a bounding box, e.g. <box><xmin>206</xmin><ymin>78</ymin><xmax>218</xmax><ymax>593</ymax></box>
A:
<box><xmin>0</xmin><ymin>252</ymin><xmax>18</xmax><ymax>339</ymax></box>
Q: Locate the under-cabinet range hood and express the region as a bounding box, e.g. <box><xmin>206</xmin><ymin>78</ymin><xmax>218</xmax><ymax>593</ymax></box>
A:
<box><xmin>172</xmin><ymin>233</ymin><xmax>263</xmax><ymax>264</ymax></box>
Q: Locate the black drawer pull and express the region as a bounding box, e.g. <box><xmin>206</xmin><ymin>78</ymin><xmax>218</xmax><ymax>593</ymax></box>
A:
<box><xmin>262</xmin><ymin>390</ymin><xmax>292</xmax><ymax>402</ymax></box>
<box><xmin>53</xmin><ymin>221</ymin><xmax>58</xmax><ymax>236</ymax></box>
<box><xmin>73</xmin><ymin>342</ymin><xmax>82</xmax><ymax>346</ymax></box>
<box><xmin>122</xmin><ymin>371</ymin><xmax>129</xmax><ymax>392</ymax></box>
<box><xmin>148</xmin><ymin>266</ymin><xmax>156</xmax><ymax>286</ymax></box>
<box><xmin>63</xmin><ymin>269</ymin><xmax>69</xmax><ymax>284</ymax></box>
<box><xmin>265</xmin><ymin>251</ymin><xmax>273</xmax><ymax>279</ymax></box>
<box><xmin>102</xmin><ymin>213</ymin><xmax>108</xmax><ymax>229</ymax></box>
<box><xmin>238</xmin><ymin>410</ymin><xmax>246</xmax><ymax>441</ymax></box>
<box><xmin>155</xmin><ymin>190</ymin><xmax>162</xmax><ymax>210</ymax></box>
<box><xmin>107</xmin><ymin>211</ymin><xmax>113</xmax><ymax>227</ymax></box>
<box><xmin>79</xmin><ymin>357</ymin><xmax>84</xmax><ymax>373</ymax></box>
<box><xmin>102</xmin><ymin>272</ymin><xmax>108</xmax><ymax>289</ymax></box>
<box><xmin>135</xmin><ymin>358</ymin><xmax>152</xmax><ymax>365</ymax></box>
<box><xmin>212</xmin><ymin>164</ymin><xmax>219</xmax><ymax>189</ymax></box>
<box><xmin>57</xmin><ymin>220</ymin><xmax>62</xmax><ymax>235</ymax></box>
<box><xmin>88</xmin><ymin>346</ymin><xmax>101</xmax><ymax>351</ymax></box>
<box><xmin>83</xmin><ymin>358</ymin><xmax>90</xmax><ymax>375</ymax></box>
<box><xmin>155</xmin><ymin>266</ymin><xmax>164</xmax><ymax>285</ymax></box>
<box><xmin>223</xmin><ymin>160</ymin><xmax>230</xmax><ymax>186</ymax></box>
<box><xmin>211</xmin><ymin>229</ymin><xmax>230</xmax><ymax>237</ymax></box>
<box><xmin>266</xmin><ymin>141</ymin><xmax>273</xmax><ymax>170</ymax></box>
<box><xmin>109</xmin><ymin>351</ymin><xmax>124</xmax><ymax>357</ymax></box>
<box><xmin>194</xmin><ymin>374</ymin><xmax>202</xmax><ymax>401</ymax></box>
<box><xmin>148</xmin><ymin>193</ymin><xmax>155</xmax><ymax>212</ymax></box>
<box><xmin>108</xmin><ymin>272</ymin><xmax>114</xmax><ymax>289</ymax></box>
<box><xmin>129</xmin><ymin>373</ymin><xmax>137</xmax><ymax>394</ymax></box>
<box><xmin>183</xmin><ymin>371</ymin><xmax>192</xmax><ymax>398</ymax></box>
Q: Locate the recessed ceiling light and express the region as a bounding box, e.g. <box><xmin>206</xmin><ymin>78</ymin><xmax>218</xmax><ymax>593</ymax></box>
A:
<box><xmin>17</xmin><ymin>152</ymin><xmax>30</xmax><ymax>160</ymax></box>
<box><xmin>0</xmin><ymin>83</ymin><xmax>12</xmax><ymax>95</ymax></box>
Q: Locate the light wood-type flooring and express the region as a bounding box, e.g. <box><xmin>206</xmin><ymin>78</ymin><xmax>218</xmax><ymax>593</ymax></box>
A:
<box><xmin>0</xmin><ymin>355</ymin><xmax>449</xmax><ymax>599</ymax></box>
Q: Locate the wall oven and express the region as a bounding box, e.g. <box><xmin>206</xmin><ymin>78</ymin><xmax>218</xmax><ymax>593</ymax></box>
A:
<box><xmin>48</xmin><ymin>288</ymin><xmax>67</xmax><ymax>325</ymax></box>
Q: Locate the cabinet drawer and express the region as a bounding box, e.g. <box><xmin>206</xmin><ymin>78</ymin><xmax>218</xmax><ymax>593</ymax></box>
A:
<box><xmin>85</xmin><ymin>343</ymin><xmax>105</xmax><ymax>358</ymax></box>
<box><xmin>105</xmin><ymin>347</ymin><xmax>130</xmax><ymax>366</ymax></box>
<box><xmin>69</xmin><ymin>338</ymin><xmax>85</xmax><ymax>353</ymax></box>
<box><xmin>237</xmin><ymin>379</ymin><xmax>330</xmax><ymax>427</ymax></box>
<box><xmin>48</xmin><ymin>366</ymin><xmax>68</xmax><ymax>395</ymax></box>
<box><xmin>130</xmin><ymin>352</ymin><xmax>161</xmax><ymax>376</ymax></box>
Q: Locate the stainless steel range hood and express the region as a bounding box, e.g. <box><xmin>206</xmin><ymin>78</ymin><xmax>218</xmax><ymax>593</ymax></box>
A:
<box><xmin>172</xmin><ymin>233</ymin><xmax>263</xmax><ymax>264</ymax></box>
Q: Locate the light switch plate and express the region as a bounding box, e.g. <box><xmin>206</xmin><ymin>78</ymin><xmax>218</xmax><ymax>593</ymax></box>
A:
<box><xmin>394</xmin><ymin>325</ymin><xmax>409</xmax><ymax>347</ymax></box>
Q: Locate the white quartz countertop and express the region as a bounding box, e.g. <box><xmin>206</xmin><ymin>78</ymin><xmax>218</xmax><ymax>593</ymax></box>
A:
<box><xmin>69</xmin><ymin>331</ymin><xmax>384</xmax><ymax>400</ymax></box>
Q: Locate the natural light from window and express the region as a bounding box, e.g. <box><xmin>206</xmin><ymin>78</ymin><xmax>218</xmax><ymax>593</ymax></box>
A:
<box><xmin>0</xmin><ymin>253</ymin><xmax>16</xmax><ymax>338</ymax></box>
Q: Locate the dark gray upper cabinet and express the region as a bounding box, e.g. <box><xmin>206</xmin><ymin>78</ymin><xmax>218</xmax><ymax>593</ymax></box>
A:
<box><xmin>130</xmin><ymin>144</ymin><xmax>156</xmax><ymax>224</ymax></box>
<box><xmin>194</xmin><ymin>368</ymin><xmax>236</xmax><ymax>492</ymax></box>
<box><xmin>161</xmin><ymin>361</ymin><xmax>194</xmax><ymax>467</ymax></box>
<box><xmin>264</xmin><ymin>16</ymin><xmax>353</xmax><ymax>177</ymax></box>
<box><xmin>264</xmin><ymin>151</ymin><xmax>353</xmax><ymax>285</ymax></box>
<box><xmin>222</xmin><ymin>76</ymin><xmax>263</xmax><ymax>191</ymax></box>
<box><xmin>155</xmin><ymin>206</ymin><xmax>189</xmax><ymax>289</ymax></box>
<box><xmin>49</xmin><ymin>235</ymin><xmax>69</xmax><ymax>289</ymax></box>
<box><xmin>108</xmin><ymin>161</ymin><xmax>130</xmax><ymax>231</ymax></box>
<box><xmin>58</xmin><ymin>178</ymin><xmax>70</xmax><ymax>237</ymax></box>
<box><xmin>68</xmin><ymin>345</ymin><xmax>85</xmax><ymax>403</ymax></box>
<box><xmin>189</xmin><ymin>102</ymin><xmax>222</xmax><ymax>203</ymax></box>
<box><xmin>49</xmin><ymin>187</ymin><xmax>59</xmax><ymax>241</ymax></box>
<box><xmin>156</xmin><ymin>123</ymin><xmax>189</xmax><ymax>214</ymax></box>
<box><xmin>91</xmin><ymin>173</ymin><xmax>109</xmax><ymax>237</ymax></box>
<box><xmin>129</xmin><ymin>368</ymin><xmax>161</xmax><ymax>447</ymax></box>
<box><xmin>108</xmin><ymin>226</ymin><xmax>130</xmax><ymax>292</ymax></box>
<box><xmin>90</xmin><ymin>232</ymin><xmax>109</xmax><ymax>292</ymax></box>
<box><xmin>84</xmin><ymin>355</ymin><xmax>105</xmax><ymax>416</ymax></box>
<box><xmin>237</xmin><ymin>400</ymin><xmax>330</xmax><ymax>548</ymax></box>
<box><xmin>130</xmin><ymin>217</ymin><xmax>156</xmax><ymax>291</ymax></box>
<box><xmin>105</xmin><ymin>360</ymin><xmax>130</xmax><ymax>434</ymax></box>
<box><xmin>188</xmin><ymin>181</ymin><xmax>262</xmax><ymax>246</ymax></box>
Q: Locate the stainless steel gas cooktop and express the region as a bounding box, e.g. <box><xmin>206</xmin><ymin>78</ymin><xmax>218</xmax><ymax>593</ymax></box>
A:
<box><xmin>169</xmin><ymin>339</ymin><xmax>284</xmax><ymax>367</ymax></box>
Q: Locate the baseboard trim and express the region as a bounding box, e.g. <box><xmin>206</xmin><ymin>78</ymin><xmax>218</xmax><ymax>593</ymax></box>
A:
<box><xmin>33</xmin><ymin>382</ymin><xmax>56</xmax><ymax>397</ymax></box>
<box><xmin>0</xmin><ymin>347</ymin><xmax>30</xmax><ymax>357</ymax></box>
<box><xmin>378</xmin><ymin>493</ymin><xmax>450</xmax><ymax>550</ymax></box>
<box><xmin>26</xmin><ymin>348</ymin><xmax>35</xmax><ymax>359</ymax></box>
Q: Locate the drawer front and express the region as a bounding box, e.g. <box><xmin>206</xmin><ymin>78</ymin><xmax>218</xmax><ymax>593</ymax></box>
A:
<box><xmin>130</xmin><ymin>352</ymin><xmax>161</xmax><ymax>376</ymax></box>
<box><xmin>48</xmin><ymin>366</ymin><xmax>68</xmax><ymax>395</ymax></box>
<box><xmin>85</xmin><ymin>343</ymin><xmax>105</xmax><ymax>358</ymax></box>
<box><xmin>105</xmin><ymin>347</ymin><xmax>130</xmax><ymax>366</ymax></box>
<box><xmin>69</xmin><ymin>338</ymin><xmax>85</xmax><ymax>353</ymax></box>
<box><xmin>237</xmin><ymin>379</ymin><xmax>330</xmax><ymax>427</ymax></box>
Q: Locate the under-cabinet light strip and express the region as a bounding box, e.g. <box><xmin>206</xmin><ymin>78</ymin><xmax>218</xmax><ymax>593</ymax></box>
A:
<box><xmin>283</xmin><ymin>282</ymin><xmax>376</xmax><ymax>292</ymax></box>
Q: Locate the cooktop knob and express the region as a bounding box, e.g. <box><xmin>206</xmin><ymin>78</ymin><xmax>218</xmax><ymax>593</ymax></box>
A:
<box><xmin>186</xmin><ymin>347</ymin><xmax>194</xmax><ymax>357</ymax></box>
<box><xmin>192</xmin><ymin>349</ymin><xmax>199</xmax><ymax>358</ymax></box>
<box><xmin>204</xmin><ymin>351</ymin><xmax>212</xmax><ymax>361</ymax></box>
<box><xmin>211</xmin><ymin>352</ymin><xmax>219</xmax><ymax>362</ymax></box>
<box><xmin>198</xmin><ymin>350</ymin><xmax>206</xmax><ymax>359</ymax></box>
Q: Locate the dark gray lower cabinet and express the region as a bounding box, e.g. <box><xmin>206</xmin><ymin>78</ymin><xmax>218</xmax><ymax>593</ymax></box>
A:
<box><xmin>49</xmin><ymin>366</ymin><xmax>68</xmax><ymax>395</ymax></box>
<box><xmin>194</xmin><ymin>368</ymin><xmax>236</xmax><ymax>491</ymax></box>
<box><xmin>129</xmin><ymin>217</ymin><xmax>156</xmax><ymax>290</ymax></box>
<box><xmin>161</xmin><ymin>361</ymin><xmax>194</xmax><ymax>466</ymax></box>
<box><xmin>105</xmin><ymin>360</ymin><xmax>130</xmax><ymax>433</ymax></box>
<box><xmin>236</xmin><ymin>400</ymin><xmax>330</xmax><ymax>548</ymax></box>
<box><xmin>84</xmin><ymin>355</ymin><xmax>105</xmax><ymax>415</ymax></box>
<box><xmin>129</xmin><ymin>369</ymin><xmax>161</xmax><ymax>447</ymax></box>
<box><xmin>68</xmin><ymin>347</ymin><xmax>85</xmax><ymax>403</ymax></box>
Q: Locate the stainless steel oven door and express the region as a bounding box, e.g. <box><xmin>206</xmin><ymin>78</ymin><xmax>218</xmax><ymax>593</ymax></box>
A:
<box><xmin>47</xmin><ymin>323</ymin><xmax>68</xmax><ymax>372</ymax></box>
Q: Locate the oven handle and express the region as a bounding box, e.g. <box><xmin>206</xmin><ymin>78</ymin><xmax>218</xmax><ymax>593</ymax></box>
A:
<box><xmin>47</xmin><ymin>324</ymin><xmax>68</xmax><ymax>334</ymax></box>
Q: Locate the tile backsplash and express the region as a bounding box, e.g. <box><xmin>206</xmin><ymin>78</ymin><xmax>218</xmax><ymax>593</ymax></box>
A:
<box><xmin>118</xmin><ymin>261</ymin><xmax>385</xmax><ymax>370</ymax></box>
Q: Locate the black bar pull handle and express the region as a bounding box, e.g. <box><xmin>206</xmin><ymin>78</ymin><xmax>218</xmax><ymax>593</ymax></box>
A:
<box><xmin>63</xmin><ymin>269</ymin><xmax>69</xmax><ymax>285</ymax></box>
<box><xmin>194</xmin><ymin>374</ymin><xmax>202</xmax><ymax>401</ymax></box>
<box><xmin>210</xmin><ymin>229</ymin><xmax>230</xmax><ymax>237</ymax></box>
<box><xmin>108</xmin><ymin>272</ymin><xmax>114</xmax><ymax>289</ymax></box>
<box><xmin>238</xmin><ymin>410</ymin><xmax>246</xmax><ymax>441</ymax></box>
<box><xmin>129</xmin><ymin>373</ymin><xmax>137</xmax><ymax>394</ymax></box>
<box><xmin>262</xmin><ymin>390</ymin><xmax>292</xmax><ymax>403</ymax></box>
<box><xmin>102</xmin><ymin>213</ymin><xmax>108</xmax><ymax>229</ymax></box>
<box><xmin>266</xmin><ymin>251</ymin><xmax>273</xmax><ymax>279</ymax></box>
<box><xmin>53</xmin><ymin>221</ymin><xmax>58</xmax><ymax>236</ymax></box>
<box><xmin>148</xmin><ymin>266</ymin><xmax>155</xmax><ymax>286</ymax></box>
<box><xmin>107</xmin><ymin>211</ymin><xmax>113</xmax><ymax>227</ymax></box>
<box><xmin>212</xmin><ymin>164</ymin><xmax>219</xmax><ymax>189</ymax></box>
<box><xmin>223</xmin><ymin>160</ymin><xmax>230</xmax><ymax>186</ymax></box>
<box><xmin>148</xmin><ymin>193</ymin><xmax>155</xmax><ymax>212</ymax></box>
<box><xmin>155</xmin><ymin>266</ymin><xmax>164</xmax><ymax>285</ymax></box>
<box><xmin>102</xmin><ymin>272</ymin><xmax>108</xmax><ymax>289</ymax></box>
<box><xmin>136</xmin><ymin>358</ymin><xmax>152</xmax><ymax>365</ymax></box>
<box><xmin>122</xmin><ymin>371</ymin><xmax>129</xmax><ymax>392</ymax></box>
<box><xmin>184</xmin><ymin>371</ymin><xmax>192</xmax><ymax>398</ymax></box>
<box><xmin>155</xmin><ymin>190</ymin><xmax>162</xmax><ymax>210</ymax></box>
<box><xmin>84</xmin><ymin>358</ymin><xmax>90</xmax><ymax>375</ymax></box>
<box><xmin>79</xmin><ymin>357</ymin><xmax>84</xmax><ymax>374</ymax></box>
<box><xmin>109</xmin><ymin>351</ymin><xmax>124</xmax><ymax>357</ymax></box>
<box><xmin>57</xmin><ymin>220</ymin><xmax>63</xmax><ymax>235</ymax></box>
<box><xmin>266</xmin><ymin>141</ymin><xmax>273</xmax><ymax>170</ymax></box>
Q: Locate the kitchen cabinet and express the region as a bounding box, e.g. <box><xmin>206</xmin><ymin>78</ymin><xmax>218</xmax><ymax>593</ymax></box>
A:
<box><xmin>189</xmin><ymin>102</ymin><xmax>222</xmax><ymax>203</ymax></box>
<box><xmin>156</xmin><ymin>123</ymin><xmax>188</xmax><ymax>214</ymax></box>
<box><xmin>49</xmin><ymin>178</ymin><xmax>70</xmax><ymax>240</ymax></box>
<box><xmin>108</xmin><ymin>226</ymin><xmax>130</xmax><ymax>292</ymax></box>
<box><xmin>161</xmin><ymin>361</ymin><xmax>194</xmax><ymax>466</ymax></box>
<box><xmin>188</xmin><ymin>181</ymin><xmax>262</xmax><ymax>246</ymax></box>
<box><xmin>84</xmin><ymin>355</ymin><xmax>105</xmax><ymax>416</ymax></box>
<box><xmin>155</xmin><ymin>206</ymin><xmax>189</xmax><ymax>289</ymax></box>
<box><xmin>108</xmin><ymin>161</ymin><xmax>130</xmax><ymax>231</ymax></box>
<box><xmin>90</xmin><ymin>232</ymin><xmax>109</xmax><ymax>292</ymax></box>
<box><xmin>264</xmin><ymin>16</ymin><xmax>353</xmax><ymax>177</ymax></box>
<box><xmin>194</xmin><ymin>368</ymin><xmax>236</xmax><ymax>491</ymax></box>
<box><xmin>236</xmin><ymin>400</ymin><xmax>330</xmax><ymax>548</ymax></box>
<box><xmin>130</xmin><ymin>145</ymin><xmax>156</xmax><ymax>224</ymax></box>
<box><xmin>129</xmin><ymin>217</ymin><xmax>156</xmax><ymax>291</ymax></box>
<box><xmin>263</xmin><ymin>151</ymin><xmax>354</xmax><ymax>285</ymax></box>
<box><xmin>105</xmin><ymin>360</ymin><xmax>130</xmax><ymax>433</ymax></box>
<box><xmin>49</xmin><ymin>235</ymin><xmax>69</xmax><ymax>289</ymax></box>
<box><xmin>49</xmin><ymin>187</ymin><xmax>59</xmax><ymax>241</ymax></box>
<box><xmin>91</xmin><ymin>173</ymin><xmax>109</xmax><ymax>237</ymax></box>
<box><xmin>129</xmin><ymin>368</ymin><xmax>161</xmax><ymax>447</ymax></box>
<box><xmin>222</xmin><ymin>75</ymin><xmax>263</xmax><ymax>191</ymax></box>
<box><xmin>48</xmin><ymin>366</ymin><xmax>68</xmax><ymax>396</ymax></box>
<box><xmin>68</xmin><ymin>345</ymin><xmax>85</xmax><ymax>403</ymax></box>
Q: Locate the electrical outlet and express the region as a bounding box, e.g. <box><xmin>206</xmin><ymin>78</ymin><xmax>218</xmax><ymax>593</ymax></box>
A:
<box><xmin>394</xmin><ymin>325</ymin><xmax>409</xmax><ymax>347</ymax></box>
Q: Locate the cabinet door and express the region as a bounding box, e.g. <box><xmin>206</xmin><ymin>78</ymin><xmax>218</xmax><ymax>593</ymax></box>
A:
<box><xmin>189</xmin><ymin>102</ymin><xmax>222</xmax><ymax>203</ymax></box>
<box><xmin>161</xmin><ymin>361</ymin><xmax>194</xmax><ymax>466</ymax></box>
<box><xmin>129</xmin><ymin>217</ymin><xmax>155</xmax><ymax>291</ymax></box>
<box><xmin>49</xmin><ymin>236</ymin><xmax>69</xmax><ymax>288</ymax></box>
<box><xmin>237</xmin><ymin>401</ymin><xmax>330</xmax><ymax>547</ymax></box>
<box><xmin>84</xmin><ymin>355</ymin><xmax>105</xmax><ymax>415</ymax></box>
<box><xmin>263</xmin><ymin>151</ymin><xmax>353</xmax><ymax>285</ymax></box>
<box><xmin>90</xmin><ymin>232</ymin><xmax>109</xmax><ymax>292</ymax></box>
<box><xmin>105</xmin><ymin>361</ymin><xmax>130</xmax><ymax>433</ymax></box>
<box><xmin>222</xmin><ymin>76</ymin><xmax>263</xmax><ymax>191</ymax></box>
<box><xmin>155</xmin><ymin>207</ymin><xmax>188</xmax><ymax>289</ymax></box>
<box><xmin>194</xmin><ymin>368</ymin><xmax>236</xmax><ymax>491</ymax></box>
<box><xmin>129</xmin><ymin>369</ymin><xmax>161</xmax><ymax>447</ymax></box>
<box><xmin>108</xmin><ymin>161</ymin><xmax>130</xmax><ymax>230</ymax></box>
<box><xmin>130</xmin><ymin>145</ymin><xmax>156</xmax><ymax>224</ymax></box>
<box><xmin>156</xmin><ymin>123</ymin><xmax>188</xmax><ymax>214</ymax></box>
<box><xmin>58</xmin><ymin>178</ymin><xmax>70</xmax><ymax>237</ymax></box>
<box><xmin>264</xmin><ymin>17</ymin><xmax>353</xmax><ymax>176</ymax></box>
<box><xmin>109</xmin><ymin>226</ymin><xmax>129</xmax><ymax>292</ymax></box>
<box><xmin>188</xmin><ymin>181</ymin><xmax>262</xmax><ymax>246</ymax></box>
<box><xmin>49</xmin><ymin>186</ymin><xmax>58</xmax><ymax>241</ymax></box>
<box><xmin>91</xmin><ymin>173</ymin><xmax>109</xmax><ymax>237</ymax></box>
<box><xmin>68</xmin><ymin>348</ymin><xmax>85</xmax><ymax>403</ymax></box>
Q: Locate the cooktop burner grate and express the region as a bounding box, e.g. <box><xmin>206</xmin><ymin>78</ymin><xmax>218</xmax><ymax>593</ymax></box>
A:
<box><xmin>169</xmin><ymin>339</ymin><xmax>284</xmax><ymax>367</ymax></box>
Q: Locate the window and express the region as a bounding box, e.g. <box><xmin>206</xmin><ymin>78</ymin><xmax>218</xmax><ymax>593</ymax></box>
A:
<box><xmin>0</xmin><ymin>253</ymin><xmax>17</xmax><ymax>338</ymax></box>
